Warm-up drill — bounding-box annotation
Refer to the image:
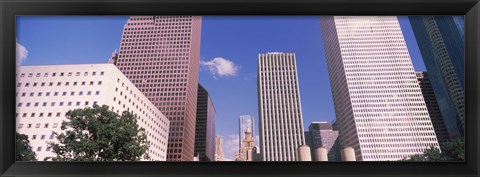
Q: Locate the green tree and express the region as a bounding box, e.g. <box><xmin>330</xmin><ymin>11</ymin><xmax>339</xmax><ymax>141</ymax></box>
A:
<box><xmin>400</xmin><ymin>137</ymin><xmax>464</xmax><ymax>161</ymax></box>
<box><xmin>16</xmin><ymin>132</ymin><xmax>37</xmax><ymax>161</ymax></box>
<box><xmin>45</xmin><ymin>105</ymin><xmax>150</xmax><ymax>161</ymax></box>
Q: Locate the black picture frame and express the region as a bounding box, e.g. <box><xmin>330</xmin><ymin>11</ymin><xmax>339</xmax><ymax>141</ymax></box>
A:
<box><xmin>1</xmin><ymin>0</ymin><xmax>479</xmax><ymax>176</ymax></box>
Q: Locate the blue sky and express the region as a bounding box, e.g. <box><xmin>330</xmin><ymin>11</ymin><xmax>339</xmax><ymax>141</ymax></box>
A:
<box><xmin>16</xmin><ymin>16</ymin><xmax>426</xmax><ymax>160</ymax></box>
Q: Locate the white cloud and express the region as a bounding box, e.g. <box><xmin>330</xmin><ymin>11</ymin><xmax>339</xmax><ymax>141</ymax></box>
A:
<box><xmin>222</xmin><ymin>134</ymin><xmax>240</xmax><ymax>161</ymax></box>
<box><xmin>200</xmin><ymin>57</ymin><xmax>240</xmax><ymax>79</ymax></box>
<box><xmin>16</xmin><ymin>41</ymin><xmax>28</xmax><ymax>65</ymax></box>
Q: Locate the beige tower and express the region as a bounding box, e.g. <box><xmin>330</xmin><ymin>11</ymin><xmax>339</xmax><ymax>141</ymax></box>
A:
<box><xmin>235</xmin><ymin>128</ymin><xmax>256</xmax><ymax>161</ymax></box>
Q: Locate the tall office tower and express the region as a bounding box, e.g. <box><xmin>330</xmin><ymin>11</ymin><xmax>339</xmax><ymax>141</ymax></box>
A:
<box><xmin>239</xmin><ymin>115</ymin><xmax>255</xmax><ymax>150</ymax></box>
<box><xmin>305</xmin><ymin>122</ymin><xmax>340</xmax><ymax>161</ymax></box>
<box><xmin>214</xmin><ymin>136</ymin><xmax>224</xmax><ymax>161</ymax></box>
<box><xmin>15</xmin><ymin>64</ymin><xmax>170</xmax><ymax>161</ymax></box>
<box><xmin>409</xmin><ymin>16</ymin><xmax>465</xmax><ymax>138</ymax></box>
<box><xmin>416</xmin><ymin>72</ymin><xmax>450</xmax><ymax>143</ymax></box>
<box><xmin>115</xmin><ymin>16</ymin><xmax>202</xmax><ymax>161</ymax></box>
<box><xmin>320</xmin><ymin>16</ymin><xmax>440</xmax><ymax>161</ymax></box>
<box><xmin>194</xmin><ymin>84</ymin><xmax>216</xmax><ymax>161</ymax></box>
<box><xmin>258</xmin><ymin>52</ymin><xmax>306</xmax><ymax>161</ymax></box>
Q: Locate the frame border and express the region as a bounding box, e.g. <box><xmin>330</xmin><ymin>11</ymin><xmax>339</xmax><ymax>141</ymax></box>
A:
<box><xmin>1</xmin><ymin>0</ymin><xmax>479</xmax><ymax>176</ymax></box>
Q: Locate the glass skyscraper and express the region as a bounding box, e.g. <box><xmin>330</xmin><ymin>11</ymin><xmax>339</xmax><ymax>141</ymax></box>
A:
<box><xmin>408</xmin><ymin>16</ymin><xmax>465</xmax><ymax>138</ymax></box>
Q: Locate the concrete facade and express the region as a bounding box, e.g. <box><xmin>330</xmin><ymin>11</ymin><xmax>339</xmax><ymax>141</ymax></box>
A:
<box><xmin>15</xmin><ymin>64</ymin><xmax>170</xmax><ymax>161</ymax></box>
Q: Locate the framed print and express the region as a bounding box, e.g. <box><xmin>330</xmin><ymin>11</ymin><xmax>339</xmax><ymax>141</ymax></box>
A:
<box><xmin>1</xmin><ymin>0</ymin><xmax>479</xmax><ymax>176</ymax></box>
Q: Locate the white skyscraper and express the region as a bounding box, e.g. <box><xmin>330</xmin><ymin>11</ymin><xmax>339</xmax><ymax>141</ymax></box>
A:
<box><xmin>320</xmin><ymin>16</ymin><xmax>440</xmax><ymax>161</ymax></box>
<box><xmin>15</xmin><ymin>64</ymin><xmax>170</xmax><ymax>161</ymax></box>
<box><xmin>258</xmin><ymin>52</ymin><xmax>306</xmax><ymax>161</ymax></box>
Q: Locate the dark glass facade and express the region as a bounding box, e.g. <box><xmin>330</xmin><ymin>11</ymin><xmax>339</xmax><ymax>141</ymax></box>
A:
<box><xmin>408</xmin><ymin>16</ymin><xmax>465</xmax><ymax>138</ymax></box>
<box><xmin>194</xmin><ymin>84</ymin><xmax>216</xmax><ymax>161</ymax></box>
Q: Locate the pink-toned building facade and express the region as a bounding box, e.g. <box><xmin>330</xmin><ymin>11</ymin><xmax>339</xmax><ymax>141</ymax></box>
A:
<box><xmin>115</xmin><ymin>16</ymin><xmax>202</xmax><ymax>161</ymax></box>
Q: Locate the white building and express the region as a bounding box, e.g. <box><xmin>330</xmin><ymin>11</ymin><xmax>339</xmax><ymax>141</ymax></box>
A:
<box><xmin>258</xmin><ymin>52</ymin><xmax>306</xmax><ymax>161</ymax></box>
<box><xmin>320</xmin><ymin>16</ymin><xmax>440</xmax><ymax>161</ymax></box>
<box><xmin>16</xmin><ymin>64</ymin><xmax>170</xmax><ymax>161</ymax></box>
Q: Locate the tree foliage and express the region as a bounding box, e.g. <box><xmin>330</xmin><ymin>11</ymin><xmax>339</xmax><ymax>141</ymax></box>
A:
<box><xmin>400</xmin><ymin>137</ymin><xmax>464</xmax><ymax>161</ymax></box>
<box><xmin>46</xmin><ymin>105</ymin><xmax>150</xmax><ymax>161</ymax></box>
<box><xmin>16</xmin><ymin>132</ymin><xmax>37</xmax><ymax>161</ymax></box>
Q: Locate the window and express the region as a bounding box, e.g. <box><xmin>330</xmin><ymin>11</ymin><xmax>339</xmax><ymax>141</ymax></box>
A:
<box><xmin>85</xmin><ymin>101</ymin><xmax>89</xmax><ymax>106</ymax></box>
<box><xmin>50</xmin><ymin>102</ymin><xmax>55</xmax><ymax>106</ymax></box>
<box><xmin>100</xmin><ymin>71</ymin><xmax>104</xmax><ymax>75</ymax></box>
<box><xmin>50</xmin><ymin>133</ymin><xmax>55</xmax><ymax>139</ymax></box>
<box><xmin>21</xmin><ymin>92</ymin><xmax>26</xmax><ymax>97</ymax></box>
<box><xmin>82</xmin><ymin>81</ymin><xmax>86</xmax><ymax>86</ymax></box>
<box><xmin>47</xmin><ymin>112</ymin><xmax>52</xmax><ymax>117</ymax></box>
<box><xmin>84</xmin><ymin>72</ymin><xmax>88</xmax><ymax>76</ymax></box>
<box><xmin>93</xmin><ymin>101</ymin><xmax>98</xmax><ymax>106</ymax></box>
<box><xmin>41</xmin><ymin>82</ymin><xmax>45</xmax><ymax>86</ymax></box>
<box><xmin>56</xmin><ymin>112</ymin><xmax>61</xmax><ymax>117</ymax></box>
<box><xmin>76</xmin><ymin>102</ymin><xmax>80</xmax><ymax>106</ymax></box>
<box><xmin>34</xmin><ymin>102</ymin><xmax>39</xmax><ymax>107</ymax></box>
<box><xmin>46</xmin><ymin>92</ymin><xmax>50</xmax><ymax>96</ymax></box>
<box><xmin>66</xmin><ymin>82</ymin><xmax>70</xmax><ymax>86</ymax></box>
<box><xmin>26</xmin><ymin>103</ymin><xmax>31</xmax><ymax>107</ymax></box>
<box><xmin>79</xmin><ymin>91</ymin><xmax>83</xmax><ymax>96</ymax></box>
<box><xmin>60</xmin><ymin>72</ymin><xmax>64</xmax><ymax>76</ymax></box>
<box><xmin>68</xmin><ymin>102</ymin><xmax>72</xmax><ymax>106</ymax></box>
<box><xmin>35</xmin><ymin>123</ymin><xmax>40</xmax><ymax>128</ymax></box>
<box><xmin>87</xmin><ymin>91</ymin><xmax>92</xmax><ymax>95</ymax></box>
<box><xmin>25</xmin><ymin>83</ymin><xmax>29</xmax><ymax>87</ymax></box>
<box><xmin>90</xmin><ymin>81</ymin><xmax>94</xmax><ymax>85</ymax></box>
<box><xmin>76</xmin><ymin>72</ymin><xmax>80</xmax><ymax>76</ymax></box>
<box><xmin>44</xmin><ymin>124</ymin><xmax>49</xmax><ymax>128</ymax></box>
<box><xmin>73</xmin><ymin>82</ymin><xmax>77</xmax><ymax>86</ymax></box>
<box><xmin>32</xmin><ymin>135</ymin><xmax>37</xmax><ymax>140</ymax></box>
<box><xmin>42</xmin><ymin>102</ymin><xmax>47</xmax><ymax>107</ymax></box>
<box><xmin>92</xmin><ymin>72</ymin><xmax>96</xmax><ymax>76</ymax></box>
<box><xmin>36</xmin><ymin>147</ymin><xmax>42</xmax><ymax>152</ymax></box>
<box><xmin>29</xmin><ymin>92</ymin><xmax>34</xmax><ymax>96</ymax></box>
<box><xmin>53</xmin><ymin>123</ymin><xmax>58</xmax><ymax>128</ymax></box>
<box><xmin>54</xmin><ymin>92</ymin><xmax>58</xmax><ymax>96</ymax></box>
<box><xmin>17</xmin><ymin>83</ymin><xmax>21</xmax><ymax>87</ymax></box>
<box><xmin>33</xmin><ymin>83</ymin><xmax>37</xmax><ymax>87</ymax></box>
<box><xmin>49</xmin><ymin>82</ymin><xmax>53</xmax><ymax>86</ymax></box>
<box><xmin>18</xmin><ymin>124</ymin><xmax>24</xmax><ymax>128</ymax></box>
<box><xmin>62</xmin><ymin>92</ymin><xmax>67</xmax><ymax>96</ymax></box>
<box><xmin>70</xmin><ymin>91</ymin><xmax>75</xmax><ymax>96</ymax></box>
<box><xmin>98</xmin><ymin>81</ymin><xmax>102</xmax><ymax>85</ymax></box>
<box><xmin>39</xmin><ymin>113</ymin><xmax>44</xmax><ymax>117</ymax></box>
<box><xmin>68</xmin><ymin>72</ymin><xmax>72</xmax><ymax>76</ymax></box>
<box><xmin>52</xmin><ymin>73</ymin><xmax>56</xmax><ymax>77</ymax></box>
<box><xmin>59</xmin><ymin>102</ymin><xmax>64</xmax><ymax>106</ymax></box>
<box><xmin>46</xmin><ymin>146</ymin><xmax>51</xmax><ymax>151</ymax></box>
<box><xmin>38</xmin><ymin>92</ymin><xmax>42</xmax><ymax>96</ymax></box>
<box><xmin>27</xmin><ymin>124</ymin><xmax>32</xmax><ymax>128</ymax></box>
<box><xmin>96</xmin><ymin>91</ymin><xmax>100</xmax><ymax>95</ymax></box>
<box><xmin>41</xmin><ymin>135</ymin><xmax>46</xmax><ymax>140</ymax></box>
<box><xmin>17</xmin><ymin>103</ymin><xmax>22</xmax><ymax>107</ymax></box>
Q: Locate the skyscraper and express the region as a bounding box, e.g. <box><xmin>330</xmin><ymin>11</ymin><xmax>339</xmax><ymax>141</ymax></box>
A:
<box><xmin>257</xmin><ymin>52</ymin><xmax>306</xmax><ymax>161</ymax></box>
<box><xmin>416</xmin><ymin>72</ymin><xmax>450</xmax><ymax>143</ymax></box>
<box><xmin>214</xmin><ymin>136</ymin><xmax>224</xmax><ymax>161</ymax></box>
<box><xmin>305</xmin><ymin>122</ymin><xmax>340</xmax><ymax>161</ymax></box>
<box><xmin>320</xmin><ymin>16</ymin><xmax>440</xmax><ymax>161</ymax></box>
<box><xmin>408</xmin><ymin>16</ymin><xmax>465</xmax><ymax>138</ymax></box>
<box><xmin>194</xmin><ymin>84</ymin><xmax>216</xmax><ymax>161</ymax></box>
<box><xmin>115</xmin><ymin>16</ymin><xmax>202</xmax><ymax>161</ymax></box>
<box><xmin>15</xmin><ymin>64</ymin><xmax>170</xmax><ymax>161</ymax></box>
<box><xmin>239</xmin><ymin>115</ymin><xmax>255</xmax><ymax>150</ymax></box>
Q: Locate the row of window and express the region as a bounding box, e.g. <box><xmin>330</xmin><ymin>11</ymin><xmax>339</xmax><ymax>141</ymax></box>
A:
<box><xmin>17</xmin><ymin>91</ymin><xmax>100</xmax><ymax>98</ymax></box>
<box><xmin>18</xmin><ymin>71</ymin><xmax>104</xmax><ymax>78</ymax></box>
<box><xmin>18</xmin><ymin>123</ymin><xmax>58</xmax><ymax>129</ymax></box>
<box><xmin>17</xmin><ymin>101</ymin><xmax>98</xmax><ymax>108</ymax></box>
<box><xmin>17</xmin><ymin>81</ymin><xmax>102</xmax><ymax>87</ymax></box>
